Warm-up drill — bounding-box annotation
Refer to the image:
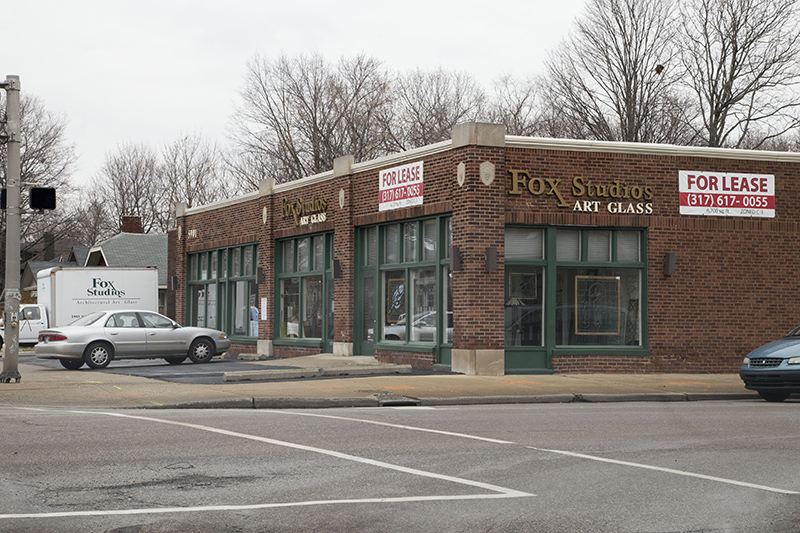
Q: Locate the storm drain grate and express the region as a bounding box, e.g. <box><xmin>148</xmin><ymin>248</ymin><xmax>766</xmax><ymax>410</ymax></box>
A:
<box><xmin>376</xmin><ymin>394</ymin><xmax>421</xmax><ymax>407</ymax></box>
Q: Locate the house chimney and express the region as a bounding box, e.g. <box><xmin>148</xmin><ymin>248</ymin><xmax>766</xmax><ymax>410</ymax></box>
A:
<box><xmin>43</xmin><ymin>232</ymin><xmax>55</xmax><ymax>260</ymax></box>
<box><xmin>121</xmin><ymin>215</ymin><xmax>143</xmax><ymax>233</ymax></box>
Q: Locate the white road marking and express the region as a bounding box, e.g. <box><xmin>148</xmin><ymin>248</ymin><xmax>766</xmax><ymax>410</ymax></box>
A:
<box><xmin>0</xmin><ymin>494</ymin><xmax>524</xmax><ymax>520</ymax></box>
<box><xmin>264</xmin><ymin>409</ymin><xmax>800</xmax><ymax>496</ymax></box>
<box><xmin>529</xmin><ymin>447</ymin><xmax>800</xmax><ymax>495</ymax></box>
<box><xmin>264</xmin><ymin>409</ymin><xmax>517</xmax><ymax>444</ymax></box>
<box><xmin>0</xmin><ymin>408</ymin><xmax>532</xmax><ymax>520</ymax></box>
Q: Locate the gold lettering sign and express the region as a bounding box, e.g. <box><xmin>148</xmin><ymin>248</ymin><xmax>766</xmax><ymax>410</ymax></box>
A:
<box><xmin>508</xmin><ymin>170</ymin><xmax>654</xmax><ymax>215</ymax></box>
<box><xmin>282</xmin><ymin>196</ymin><xmax>328</xmax><ymax>226</ymax></box>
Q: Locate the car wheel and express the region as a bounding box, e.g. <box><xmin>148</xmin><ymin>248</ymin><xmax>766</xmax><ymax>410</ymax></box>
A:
<box><xmin>757</xmin><ymin>390</ymin><xmax>791</xmax><ymax>402</ymax></box>
<box><xmin>188</xmin><ymin>338</ymin><xmax>214</xmax><ymax>364</ymax></box>
<box><xmin>59</xmin><ymin>359</ymin><xmax>84</xmax><ymax>370</ymax></box>
<box><xmin>165</xmin><ymin>356</ymin><xmax>187</xmax><ymax>365</ymax></box>
<box><xmin>84</xmin><ymin>342</ymin><xmax>113</xmax><ymax>369</ymax></box>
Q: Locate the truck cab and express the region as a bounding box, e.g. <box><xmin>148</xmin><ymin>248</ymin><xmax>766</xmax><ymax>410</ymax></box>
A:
<box><xmin>0</xmin><ymin>304</ymin><xmax>49</xmax><ymax>348</ymax></box>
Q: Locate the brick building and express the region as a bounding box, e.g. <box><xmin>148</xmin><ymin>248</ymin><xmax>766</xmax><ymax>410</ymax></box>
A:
<box><xmin>168</xmin><ymin>122</ymin><xmax>800</xmax><ymax>375</ymax></box>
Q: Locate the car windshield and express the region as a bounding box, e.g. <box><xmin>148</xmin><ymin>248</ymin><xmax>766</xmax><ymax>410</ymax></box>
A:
<box><xmin>786</xmin><ymin>325</ymin><xmax>800</xmax><ymax>337</ymax></box>
<box><xmin>68</xmin><ymin>312</ymin><xmax>106</xmax><ymax>326</ymax></box>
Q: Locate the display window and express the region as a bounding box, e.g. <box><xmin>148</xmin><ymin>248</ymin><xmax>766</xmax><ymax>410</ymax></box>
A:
<box><xmin>356</xmin><ymin>215</ymin><xmax>452</xmax><ymax>355</ymax></box>
<box><xmin>505</xmin><ymin>227</ymin><xmax>646</xmax><ymax>358</ymax></box>
<box><xmin>276</xmin><ymin>233</ymin><xmax>332</xmax><ymax>343</ymax></box>
<box><xmin>187</xmin><ymin>245</ymin><xmax>257</xmax><ymax>340</ymax></box>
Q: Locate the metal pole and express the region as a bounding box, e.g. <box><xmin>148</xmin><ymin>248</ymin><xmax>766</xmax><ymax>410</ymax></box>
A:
<box><xmin>1</xmin><ymin>75</ymin><xmax>21</xmax><ymax>383</ymax></box>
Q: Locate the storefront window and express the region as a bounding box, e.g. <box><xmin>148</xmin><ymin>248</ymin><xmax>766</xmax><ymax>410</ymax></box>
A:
<box><xmin>382</xmin><ymin>269</ymin><xmax>406</xmax><ymax>339</ymax></box>
<box><xmin>298</xmin><ymin>237</ymin><xmax>310</xmax><ymax>272</ymax></box>
<box><xmin>234</xmin><ymin>280</ymin><xmax>250</xmax><ymax>335</ymax></box>
<box><xmin>280</xmin><ymin>278</ymin><xmax>300</xmax><ymax>337</ymax></box>
<box><xmin>277</xmin><ymin>233</ymin><xmax>332</xmax><ymax>341</ymax></box>
<box><xmin>505</xmin><ymin>266</ymin><xmax>544</xmax><ymax>346</ymax></box>
<box><xmin>206</xmin><ymin>284</ymin><xmax>217</xmax><ymax>329</ymax></box>
<box><xmin>556</xmin><ymin>268</ymin><xmax>640</xmax><ymax>346</ymax></box>
<box><xmin>404</xmin><ymin>222</ymin><xmax>418</xmax><ymax>263</ymax></box>
<box><xmin>303</xmin><ymin>276</ymin><xmax>323</xmax><ymax>337</ymax></box>
<box><xmin>409</xmin><ymin>267</ymin><xmax>436</xmax><ymax>342</ymax></box>
<box><xmin>385</xmin><ymin>224</ymin><xmax>400</xmax><ymax>264</ymax></box>
<box><xmin>505</xmin><ymin>227</ymin><xmax>645</xmax><ymax>350</ymax></box>
<box><xmin>364</xmin><ymin>215</ymin><xmax>451</xmax><ymax>347</ymax></box>
<box><xmin>187</xmin><ymin>244</ymin><xmax>258</xmax><ymax>339</ymax></box>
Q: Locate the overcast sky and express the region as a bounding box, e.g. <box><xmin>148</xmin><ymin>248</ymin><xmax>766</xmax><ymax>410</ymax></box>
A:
<box><xmin>5</xmin><ymin>0</ymin><xmax>587</xmax><ymax>186</ymax></box>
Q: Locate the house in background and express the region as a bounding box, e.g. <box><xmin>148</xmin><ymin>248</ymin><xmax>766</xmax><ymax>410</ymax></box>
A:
<box><xmin>84</xmin><ymin>217</ymin><xmax>169</xmax><ymax>314</ymax></box>
<box><xmin>20</xmin><ymin>246</ymin><xmax>90</xmax><ymax>303</ymax></box>
<box><xmin>15</xmin><ymin>217</ymin><xmax>167</xmax><ymax>311</ymax></box>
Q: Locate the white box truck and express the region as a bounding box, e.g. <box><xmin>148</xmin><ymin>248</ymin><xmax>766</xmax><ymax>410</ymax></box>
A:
<box><xmin>0</xmin><ymin>267</ymin><xmax>159</xmax><ymax>348</ymax></box>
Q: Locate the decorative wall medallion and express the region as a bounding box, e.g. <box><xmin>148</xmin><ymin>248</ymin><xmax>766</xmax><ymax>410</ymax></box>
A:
<box><xmin>262</xmin><ymin>206</ymin><xmax>268</xmax><ymax>224</ymax></box>
<box><xmin>457</xmin><ymin>162</ymin><xmax>466</xmax><ymax>186</ymax></box>
<box><xmin>480</xmin><ymin>161</ymin><xmax>495</xmax><ymax>186</ymax></box>
<box><xmin>339</xmin><ymin>188</ymin><xmax>345</xmax><ymax>208</ymax></box>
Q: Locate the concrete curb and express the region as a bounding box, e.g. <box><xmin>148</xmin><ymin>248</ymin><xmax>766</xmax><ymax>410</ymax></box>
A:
<box><xmin>222</xmin><ymin>364</ymin><xmax>413</xmax><ymax>382</ymax></box>
<box><xmin>254</xmin><ymin>397</ymin><xmax>380</xmax><ymax>409</ymax></box>
<box><xmin>138</xmin><ymin>392</ymin><xmax>759</xmax><ymax>410</ymax></box>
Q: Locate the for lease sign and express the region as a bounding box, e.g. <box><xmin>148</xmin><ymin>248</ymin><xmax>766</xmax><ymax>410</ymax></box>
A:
<box><xmin>379</xmin><ymin>161</ymin><xmax>423</xmax><ymax>212</ymax></box>
<box><xmin>679</xmin><ymin>171</ymin><xmax>775</xmax><ymax>218</ymax></box>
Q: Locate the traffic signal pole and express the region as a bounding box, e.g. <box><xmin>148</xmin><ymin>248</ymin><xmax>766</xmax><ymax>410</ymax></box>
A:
<box><xmin>1</xmin><ymin>75</ymin><xmax>22</xmax><ymax>383</ymax></box>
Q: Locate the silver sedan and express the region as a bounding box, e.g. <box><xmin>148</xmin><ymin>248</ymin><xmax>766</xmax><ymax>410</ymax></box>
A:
<box><xmin>35</xmin><ymin>310</ymin><xmax>231</xmax><ymax>370</ymax></box>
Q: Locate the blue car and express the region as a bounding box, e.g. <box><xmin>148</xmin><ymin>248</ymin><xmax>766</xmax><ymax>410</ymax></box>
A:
<box><xmin>740</xmin><ymin>326</ymin><xmax>800</xmax><ymax>402</ymax></box>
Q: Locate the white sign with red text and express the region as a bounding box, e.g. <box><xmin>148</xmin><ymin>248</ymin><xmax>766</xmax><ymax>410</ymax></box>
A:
<box><xmin>679</xmin><ymin>171</ymin><xmax>775</xmax><ymax>218</ymax></box>
<box><xmin>379</xmin><ymin>161</ymin><xmax>424</xmax><ymax>212</ymax></box>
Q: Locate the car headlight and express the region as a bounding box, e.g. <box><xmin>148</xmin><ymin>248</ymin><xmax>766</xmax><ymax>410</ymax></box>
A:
<box><xmin>743</xmin><ymin>357</ymin><xmax>750</xmax><ymax>365</ymax></box>
<box><xmin>788</xmin><ymin>357</ymin><xmax>800</xmax><ymax>365</ymax></box>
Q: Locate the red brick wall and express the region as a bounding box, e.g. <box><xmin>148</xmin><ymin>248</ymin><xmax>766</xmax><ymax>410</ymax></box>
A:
<box><xmin>505</xmin><ymin>147</ymin><xmax>800</xmax><ymax>373</ymax></box>
<box><xmin>172</xmin><ymin>139</ymin><xmax>800</xmax><ymax>374</ymax></box>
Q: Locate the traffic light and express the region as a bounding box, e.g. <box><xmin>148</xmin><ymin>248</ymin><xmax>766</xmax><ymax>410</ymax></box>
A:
<box><xmin>29</xmin><ymin>187</ymin><xmax>56</xmax><ymax>210</ymax></box>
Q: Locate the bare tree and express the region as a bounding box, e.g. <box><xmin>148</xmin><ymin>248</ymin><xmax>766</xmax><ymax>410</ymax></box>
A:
<box><xmin>69</xmin><ymin>192</ymin><xmax>113</xmax><ymax>246</ymax></box>
<box><xmin>679</xmin><ymin>0</ymin><xmax>800</xmax><ymax>148</ymax></box>
<box><xmin>385</xmin><ymin>68</ymin><xmax>487</xmax><ymax>151</ymax></box>
<box><xmin>486</xmin><ymin>75</ymin><xmax>543</xmax><ymax>137</ymax></box>
<box><xmin>543</xmin><ymin>0</ymin><xmax>686</xmax><ymax>143</ymax></box>
<box><xmin>90</xmin><ymin>142</ymin><xmax>161</xmax><ymax>234</ymax></box>
<box><xmin>222</xmin><ymin>148</ymin><xmax>275</xmax><ymax>193</ymax></box>
<box><xmin>155</xmin><ymin>133</ymin><xmax>234</xmax><ymax>230</ymax></box>
<box><xmin>0</xmin><ymin>94</ymin><xmax>78</xmax><ymax>282</ymax></box>
<box><xmin>230</xmin><ymin>53</ymin><xmax>391</xmax><ymax>184</ymax></box>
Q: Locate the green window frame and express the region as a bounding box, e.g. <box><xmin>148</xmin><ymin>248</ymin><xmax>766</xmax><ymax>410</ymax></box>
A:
<box><xmin>187</xmin><ymin>244</ymin><xmax>258</xmax><ymax>342</ymax></box>
<box><xmin>358</xmin><ymin>215</ymin><xmax>452</xmax><ymax>350</ymax></box>
<box><xmin>275</xmin><ymin>233</ymin><xmax>332</xmax><ymax>344</ymax></box>
<box><xmin>505</xmin><ymin>226</ymin><xmax>648</xmax><ymax>355</ymax></box>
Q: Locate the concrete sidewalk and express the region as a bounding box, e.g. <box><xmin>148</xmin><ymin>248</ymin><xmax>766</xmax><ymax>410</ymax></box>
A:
<box><xmin>0</xmin><ymin>352</ymin><xmax>757</xmax><ymax>410</ymax></box>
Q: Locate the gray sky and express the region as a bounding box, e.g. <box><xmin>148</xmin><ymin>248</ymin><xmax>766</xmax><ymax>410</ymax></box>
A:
<box><xmin>5</xmin><ymin>0</ymin><xmax>587</xmax><ymax>185</ymax></box>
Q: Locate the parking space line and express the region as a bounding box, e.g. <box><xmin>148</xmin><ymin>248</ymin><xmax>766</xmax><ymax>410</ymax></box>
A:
<box><xmin>0</xmin><ymin>408</ymin><xmax>532</xmax><ymax>520</ymax></box>
<box><xmin>529</xmin><ymin>446</ymin><xmax>800</xmax><ymax>495</ymax></box>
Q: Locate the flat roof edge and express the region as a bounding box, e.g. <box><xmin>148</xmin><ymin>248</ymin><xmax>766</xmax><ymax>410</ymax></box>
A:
<box><xmin>183</xmin><ymin>136</ymin><xmax>800</xmax><ymax>216</ymax></box>
<box><xmin>505</xmin><ymin>136</ymin><xmax>800</xmax><ymax>162</ymax></box>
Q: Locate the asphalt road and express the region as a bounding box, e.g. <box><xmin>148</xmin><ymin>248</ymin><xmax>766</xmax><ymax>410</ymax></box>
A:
<box><xmin>1</xmin><ymin>401</ymin><xmax>797</xmax><ymax>532</ymax></box>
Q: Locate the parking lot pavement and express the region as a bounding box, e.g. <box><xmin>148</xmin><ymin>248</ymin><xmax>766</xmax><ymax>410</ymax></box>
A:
<box><xmin>26</xmin><ymin>356</ymin><xmax>303</xmax><ymax>384</ymax></box>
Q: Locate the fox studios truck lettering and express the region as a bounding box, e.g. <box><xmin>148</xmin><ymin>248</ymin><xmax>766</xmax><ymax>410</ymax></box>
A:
<box><xmin>86</xmin><ymin>278</ymin><xmax>126</xmax><ymax>298</ymax></box>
